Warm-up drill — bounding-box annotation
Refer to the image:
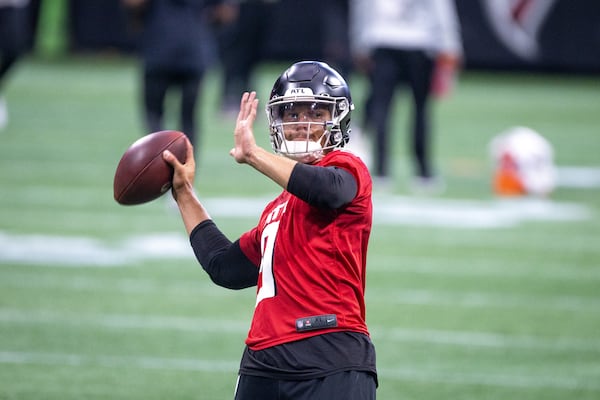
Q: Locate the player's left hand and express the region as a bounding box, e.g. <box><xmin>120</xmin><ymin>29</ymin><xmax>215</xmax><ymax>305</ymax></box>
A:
<box><xmin>230</xmin><ymin>91</ymin><xmax>259</xmax><ymax>164</ymax></box>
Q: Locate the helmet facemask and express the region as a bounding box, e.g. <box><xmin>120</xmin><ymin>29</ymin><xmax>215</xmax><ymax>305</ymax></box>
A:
<box><xmin>266</xmin><ymin>91</ymin><xmax>351</xmax><ymax>163</ymax></box>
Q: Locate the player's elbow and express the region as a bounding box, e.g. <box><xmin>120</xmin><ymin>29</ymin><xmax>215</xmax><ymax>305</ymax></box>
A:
<box><xmin>312</xmin><ymin>193</ymin><xmax>348</xmax><ymax>209</ymax></box>
<box><xmin>206</xmin><ymin>271</ymin><xmax>255</xmax><ymax>290</ymax></box>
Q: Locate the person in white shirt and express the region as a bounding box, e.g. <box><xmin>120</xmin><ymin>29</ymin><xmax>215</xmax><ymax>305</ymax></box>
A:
<box><xmin>350</xmin><ymin>0</ymin><xmax>463</xmax><ymax>192</ymax></box>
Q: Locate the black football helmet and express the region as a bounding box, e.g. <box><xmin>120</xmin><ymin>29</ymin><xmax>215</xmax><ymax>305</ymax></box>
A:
<box><xmin>266</xmin><ymin>61</ymin><xmax>354</xmax><ymax>162</ymax></box>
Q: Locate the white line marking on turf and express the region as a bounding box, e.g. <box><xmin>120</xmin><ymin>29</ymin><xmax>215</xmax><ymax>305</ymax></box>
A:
<box><xmin>1</xmin><ymin>272</ymin><xmax>597</xmax><ymax>312</ymax></box>
<box><xmin>203</xmin><ymin>195</ymin><xmax>592</xmax><ymax>228</ymax></box>
<box><xmin>372</xmin><ymin>326</ymin><xmax>600</xmax><ymax>353</ymax></box>
<box><xmin>377</xmin><ymin>366</ymin><xmax>600</xmax><ymax>391</ymax></box>
<box><xmin>0</xmin><ymin>351</ymin><xmax>238</xmax><ymax>373</ymax></box>
<box><xmin>369</xmin><ymin>255</ymin><xmax>600</xmax><ymax>281</ymax></box>
<box><xmin>0</xmin><ymin>308</ymin><xmax>248</xmax><ymax>334</ymax></box>
<box><xmin>0</xmin><ymin>231</ymin><xmax>192</xmax><ymax>267</ymax></box>
<box><xmin>0</xmin><ymin>350</ymin><xmax>598</xmax><ymax>391</ymax></box>
<box><xmin>1</xmin><ymin>308</ymin><xmax>599</xmax><ymax>354</ymax></box>
<box><xmin>367</xmin><ymin>288</ymin><xmax>600</xmax><ymax>312</ymax></box>
<box><xmin>0</xmin><ymin>272</ymin><xmax>221</xmax><ymax>294</ymax></box>
<box><xmin>0</xmin><ymin>195</ymin><xmax>591</xmax><ymax>266</ymax></box>
<box><xmin>556</xmin><ymin>166</ymin><xmax>600</xmax><ymax>188</ymax></box>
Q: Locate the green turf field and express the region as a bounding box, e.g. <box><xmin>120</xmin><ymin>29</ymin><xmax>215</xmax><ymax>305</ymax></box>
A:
<box><xmin>1</xmin><ymin>56</ymin><xmax>599</xmax><ymax>399</ymax></box>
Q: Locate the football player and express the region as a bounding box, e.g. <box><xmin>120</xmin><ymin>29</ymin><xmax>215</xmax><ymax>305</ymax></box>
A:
<box><xmin>163</xmin><ymin>61</ymin><xmax>377</xmax><ymax>399</ymax></box>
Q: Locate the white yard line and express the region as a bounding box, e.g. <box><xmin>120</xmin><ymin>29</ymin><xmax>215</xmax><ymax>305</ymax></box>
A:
<box><xmin>373</xmin><ymin>327</ymin><xmax>600</xmax><ymax>352</ymax></box>
<box><xmin>0</xmin><ymin>351</ymin><xmax>237</xmax><ymax>373</ymax></box>
<box><xmin>369</xmin><ymin>255</ymin><xmax>600</xmax><ymax>281</ymax></box>
<box><xmin>1</xmin><ymin>308</ymin><xmax>599</xmax><ymax>353</ymax></box>
<box><xmin>371</xmin><ymin>195</ymin><xmax>591</xmax><ymax>228</ymax></box>
<box><xmin>0</xmin><ymin>231</ymin><xmax>192</xmax><ymax>267</ymax></box>
<box><xmin>202</xmin><ymin>195</ymin><xmax>592</xmax><ymax>228</ymax></box>
<box><xmin>0</xmin><ymin>308</ymin><xmax>248</xmax><ymax>334</ymax></box>
<box><xmin>0</xmin><ymin>195</ymin><xmax>592</xmax><ymax>267</ymax></box>
<box><xmin>0</xmin><ymin>350</ymin><xmax>598</xmax><ymax>391</ymax></box>
<box><xmin>367</xmin><ymin>288</ymin><xmax>600</xmax><ymax>312</ymax></box>
<box><xmin>556</xmin><ymin>166</ymin><xmax>600</xmax><ymax>188</ymax></box>
<box><xmin>1</xmin><ymin>270</ymin><xmax>598</xmax><ymax>312</ymax></box>
<box><xmin>377</xmin><ymin>365</ymin><xmax>600</xmax><ymax>391</ymax></box>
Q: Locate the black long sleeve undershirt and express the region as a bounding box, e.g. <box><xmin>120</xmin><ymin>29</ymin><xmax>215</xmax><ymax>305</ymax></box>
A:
<box><xmin>189</xmin><ymin>220</ymin><xmax>258</xmax><ymax>289</ymax></box>
<box><xmin>287</xmin><ymin>163</ymin><xmax>358</xmax><ymax>209</ymax></box>
<box><xmin>189</xmin><ymin>162</ymin><xmax>358</xmax><ymax>289</ymax></box>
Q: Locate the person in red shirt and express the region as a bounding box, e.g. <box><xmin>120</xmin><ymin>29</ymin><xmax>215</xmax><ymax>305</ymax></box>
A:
<box><xmin>163</xmin><ymin>60</ymin><xmax>377</xmax><ymax>399</ymax></box>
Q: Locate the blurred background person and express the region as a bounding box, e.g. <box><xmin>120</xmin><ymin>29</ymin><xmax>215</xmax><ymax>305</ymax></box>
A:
<box><xmin>123</xmin><ymin>0</ymin><xmax>220</xmax><ymax>148</ymax></box>
<box><xmin>0</xmin><ymin>0</ymin><xmax>30</xmax><ymax>130</ymax></box>
<box><xmin>215</xmin><ymin>0</ymin><xmax>350</xmax><ymax>117</ymax></box>
<box><xmin>350</xmin><ymin>0</ymin><xmax>462</xmax><ymax>192</ymax></box>
<box><xmin>320</xmin><ymin>0</ymin><xmax>352</xmax><ymax>80</ymax></box>
<box><xmin>214</xmin><ymin>0</ymin><xmax>279</xmax><ymax>117</ymax></box>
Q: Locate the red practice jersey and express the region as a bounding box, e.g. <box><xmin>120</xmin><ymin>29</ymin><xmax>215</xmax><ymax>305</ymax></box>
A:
<box><xmin>239</xmin><ymin>150</ymin><xmax>373</xmax><ymax>351</ymax></box>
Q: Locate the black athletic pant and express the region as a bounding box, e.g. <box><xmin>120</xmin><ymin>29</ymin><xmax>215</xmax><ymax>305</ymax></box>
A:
<box><xmin>234</xmin><ymin>370</ymin><xmax>377</xmax><ymax>400</ymax></box>
<box><xmin>0</xmin><ymin>54</ymin><xmax>18</xmax><ymax>87</ymax></box>
<box><xmin>366</xmin><ymin>48</ymin><xmax>435</xmax><ymax>178</ymax></box>
<box><xmin>143</xmin><ymin>69</ymin><xmax>202</xmax><ymax>147</ymax></box>
<box><xmin>217</xmin><ymin>2</ymin><xmax>274</xmax><ymax>110</ymax></box>
<box><xmin>0</xmin><ymin>5</ymin><xmax>29</xmax><ymax>91</ymax></box>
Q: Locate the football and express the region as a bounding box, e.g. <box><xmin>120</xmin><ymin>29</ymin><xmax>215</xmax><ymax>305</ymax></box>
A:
<box><xmin>113</xmin><ymin>130</ymin><xmax>188</xmax><ymax>205</ymax></box>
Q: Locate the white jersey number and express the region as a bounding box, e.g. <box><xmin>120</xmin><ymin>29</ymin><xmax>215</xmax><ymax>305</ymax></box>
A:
<box><xmin>255</xmin><ymin>221</ymin><xmax>279</xmax><ymax>307</ymax></box>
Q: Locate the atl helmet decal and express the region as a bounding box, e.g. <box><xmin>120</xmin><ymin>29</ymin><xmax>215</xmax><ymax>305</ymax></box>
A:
<box><xmin>283</xmin><ymin>87</ymin><xmax>315</xmax><ymax>96</ymax></box>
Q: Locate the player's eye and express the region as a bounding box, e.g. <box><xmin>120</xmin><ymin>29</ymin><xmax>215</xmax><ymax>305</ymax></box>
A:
<box><xmin>283</xmin><ymin>111</ymin><xmax>300</xmax><ymax>121</ymax></box>
<box><xmin>309</xmin><ymin>110</ymin><xmax>325</xmax><ymax>120</ymax></box>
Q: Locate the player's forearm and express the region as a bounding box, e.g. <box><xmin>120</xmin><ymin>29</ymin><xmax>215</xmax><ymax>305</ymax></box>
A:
<box><xmin>245</xmin><ymin>145</ymin><xmax>297</xmax><ymax>190</ymax></box>
<box><xmin>174</xmin><ymin>188</ymin><xmax>211</xmax><ymax>235</ymax></box>
<box><xmin>190</xmin><ymin>222</ymin><xmax>258</xmax><ymax>290</ymax></box>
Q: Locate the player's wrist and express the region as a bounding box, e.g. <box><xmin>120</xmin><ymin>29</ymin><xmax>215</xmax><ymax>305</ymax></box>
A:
<box><xmin>242</xmin><ymin>145</ymin><xmax>265</xmax><ymax>167</ymax></box>
<box><xmin>173</xmin><ymin>183</ymin><xmax>196</xmax><ymax>200</ymax></box>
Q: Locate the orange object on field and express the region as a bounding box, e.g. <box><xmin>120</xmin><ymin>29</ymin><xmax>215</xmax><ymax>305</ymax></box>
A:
<box><xmin>493</xmin><ymin>153</ymin><xmax>526</xmax><ymax>196</ymax></box>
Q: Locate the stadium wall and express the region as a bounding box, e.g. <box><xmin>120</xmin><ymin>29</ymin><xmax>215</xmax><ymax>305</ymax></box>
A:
<box><xmin>35</xmin><ymin>0</ymin><xmax>600</xmax><ymax>74</ymax></box>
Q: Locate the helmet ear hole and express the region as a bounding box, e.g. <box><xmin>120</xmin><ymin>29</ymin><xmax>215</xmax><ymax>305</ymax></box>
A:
<box><xmin>333</xmin><ymin>131</ymin><xmax>343</xmax><ymax>144</ymax></box>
